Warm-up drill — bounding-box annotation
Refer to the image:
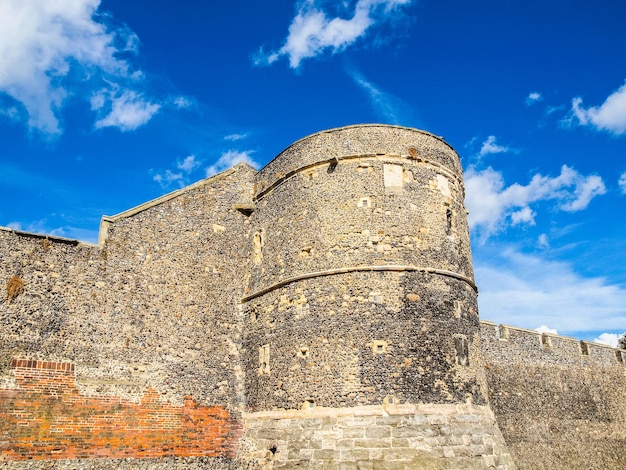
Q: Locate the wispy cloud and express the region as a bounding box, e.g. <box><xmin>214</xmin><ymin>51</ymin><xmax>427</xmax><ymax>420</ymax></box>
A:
<box><xmin>255</xmin><ymin>0</ymin><xmax>412</xmax><ymax>69</ymax></box>
<box><xmin>478</xmin><ymin>135</ymin><xmax>510</xmax><ymax>157</ymax></box>
<box><xmin>348</xmin><ymin>69</ymin><xmax>408</xmax><ymax>124</ymax></box>
<box><xmin>224</xmin><ymin>133</ymin><xmax>249</xmax><ymax>142</ymax></box>
<box><xmin>92</xmin><ymin>89</ymin><xmax>160</xmax><ymax>131</ymax></box>
<box><xmin>153</xmin><ymin>155</ymin><xmax>201</xmax><ymax>189</ymax></box>
<box><xmin>206</xmin><ymin>150</ymin><xmax>259</xmax><ymax>177</ymax></box>
<box><xmin>177</xmin><ymin>155</ymin><xmax>201</xmax><ymax>173</ymax></box>
<box><xmin>475</xmin><ymin>244</ymin><xmax>626</xmax><ymax>334</ymax></box>
<box><xmin>525</xmin><ymin>92</ymin><xmax>542</xmax><ymax>106</ymax></box>
<box><xmin>619</xmin><ymin>171</ymin><xmax>626</xmax><ymax>194</ymax></box>
<box><xmin>465</xmin><ymin>165</ymin><xmax>606</xmax><ymax>239</ymax></box>
<box><xmin>568</xmin><ymin>80</ymin><xmax>626</xmax><ymax>135</ymax></box>
<box><xmin>0</xmin><ymin>0</ymin><xmax>145</xmax><ymax>135</ymax></box>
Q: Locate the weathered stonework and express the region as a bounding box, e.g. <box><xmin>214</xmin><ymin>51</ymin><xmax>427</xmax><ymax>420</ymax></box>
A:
<box><xmin>0</xmin><ymin>125</ymin><xmax>624</xmax><ymax>469</ymax></box>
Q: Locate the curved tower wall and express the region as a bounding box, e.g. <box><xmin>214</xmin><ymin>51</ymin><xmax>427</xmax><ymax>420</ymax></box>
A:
<box><xmin>240</xmin><ymin>125</ymin><xmax>513</xmax><ymax>468</ymax></box>
<box><xmin>244</xmin><ymin>125</ymin><xmax>482</xmax><ymax>408</ymax></box>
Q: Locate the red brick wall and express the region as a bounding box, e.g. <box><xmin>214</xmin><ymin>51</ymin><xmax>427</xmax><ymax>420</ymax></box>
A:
<box><xmin>0</xmin><ymin>359</ymin><xmax>242</xmax><ymax>461</ymax></box>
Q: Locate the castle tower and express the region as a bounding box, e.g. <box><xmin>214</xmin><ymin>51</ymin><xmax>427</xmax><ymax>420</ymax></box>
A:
<box><xmin>240</xmin><ymin>125</ymin><xmax>514</xmax><ymax>468</ymax></box>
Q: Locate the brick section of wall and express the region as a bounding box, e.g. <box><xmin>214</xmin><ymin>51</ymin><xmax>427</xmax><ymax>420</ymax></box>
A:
<box><xmin>0</xmin><ymin>359</ymin><xmax>242</xmax><ymax>461</ymax></box>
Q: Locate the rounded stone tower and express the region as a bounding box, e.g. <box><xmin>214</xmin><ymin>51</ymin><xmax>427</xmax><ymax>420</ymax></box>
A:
<box><xmin>240</xmin><ymin>125</ymin><xmax>513</xmax><ymax>469</ymax></box>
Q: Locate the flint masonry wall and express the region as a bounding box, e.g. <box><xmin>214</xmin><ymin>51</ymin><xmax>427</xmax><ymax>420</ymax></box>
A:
<box><xmin>1</xmin><ymin>124</ymin><xmax>625</xmax><ymax>469</ymax></box>
<box><xmin>0</xmin><ymin>164</ymin><xmax>255</xmax><ymax>466</ymax></box>
<box><xmin>481</xmin><ymin>321</ymin><xmax>626</xmax><ymax>470</ymax></box>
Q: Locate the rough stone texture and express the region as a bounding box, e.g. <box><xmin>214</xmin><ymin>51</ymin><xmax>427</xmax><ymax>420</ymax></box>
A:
<box><xmin>0</xmin><ymin>125</ymin><xmax>624</xmax><ymax>468</ymax></box>
<box><xmin>0</xmin><ymin>164</ymin><xmax>255</xmax><ymax>464</ymax></box>
<box><xmin>242</xmin><ymin>404</ymin><xmax>514</xmax><ymax>469</ymax></box>
<box><xmin>481</xmin><ymin>321</ymin><xmax>626</xmax><ymax>470</ymax></box>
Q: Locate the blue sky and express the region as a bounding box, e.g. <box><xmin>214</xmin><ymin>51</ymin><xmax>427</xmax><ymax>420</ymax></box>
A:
<box><xmin>1</xmin><ymin>0</ymin><xmax>625</xmax><ymax>345</ymax></box>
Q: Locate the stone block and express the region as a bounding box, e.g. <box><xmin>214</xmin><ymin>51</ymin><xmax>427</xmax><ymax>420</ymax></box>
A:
<box><xmin>354</xmin><ymin>438</ymin><xmax>392</xmax><ymax>448</ymax></box>
<box><xmin>340</xmin><ymin>448</ymin><xmax>371</xmax><ymax>461</ymax></box>
<box><xmin>364</xmin><ymin>426</ymin><xmax>391</xmax><ymax>438</ymax></box>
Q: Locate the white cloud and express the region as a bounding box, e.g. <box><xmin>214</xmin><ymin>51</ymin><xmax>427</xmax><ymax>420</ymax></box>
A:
<box><xmin>536</xmin><ymin>325</ymin><xmax>558</xmax><ymax>334</ymax></box>
<box><xmin>570</xmin><ymin>81</ymin><xmax>626</xmax><ymax>135</ymax></box>
<box><xmin>0</xmin><ymin>0</ymin><xmax>139</xmax><ymax>134</ymax></box>
<box><xmin>619</xmin><ymin>171</ymin><xmax>626</xmax><ymax>194</ymax></box>
<box><xmin>172</xmin><ymin>96</ymin><xmax>193</xmax><ymax>109</ymax></box>
<box><xmin>224</xmin><ymin>133</ymin><xmax>249</xmax><ymax>142</ymax></box>
<box><xmin>93</xmin><ymin>90</ymin><xmax>160</xmax><ymax>131</ymax></box>
<box><xmin>478</xmin><ymin>136</ymin><xmax>510</xmax><ymax>157</ymax></box>
<box><xmin>465</xmin><ymin>165</ymin><xmax>606</xmax><ymax>239</ymax></box>
<box><xmin>593</xmin><ymin>332</ymin><xmax>623</xmax><ymax>348</ymax></box>
<box><xmin>475</xmin><ymin>245</ymin><xmax>626</xmax><ymax>334</ymax></box>
<box><xmin>153</xmin><ymin>170</ymin><xmax>184</xmax><ymax>188</ymax></box>
<box><xmin>537</xmin><ymin>233</ymin><xmax>550</xmax><ymax>249</ymax></box>
<box><xmin>177</xmin><ymin>155</ymin><xmax>200</xmax><ymax>173</ymax></box>
<box><xmin>526</xmin><ymin>92</ymin><xmax>542</xmax><ymax>106</ymax></box>
<box><xmin>256</xmin><ymin>0</ymin><xmax>412</xmax><ymax>69</ymax></box>
<box><xmin>348</xmin><ymin>69</ymin><xmax>407</xmax><ymax>124</ymax></box>
<box><xmin>206</xmin><ymin>150</ymin><xmax>259</xmax><ymax>177</ymax></box>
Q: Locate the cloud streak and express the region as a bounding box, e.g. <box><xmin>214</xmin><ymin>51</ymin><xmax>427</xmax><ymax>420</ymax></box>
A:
<box><xmin>255</xmin><ymin>0</ymin><xmax>412</xmax><ymax>69</ymax></box>
<box><xmin>348</xmin><ymin>69</ymin><xmax>408</xmax><ymax>124</ymax></box>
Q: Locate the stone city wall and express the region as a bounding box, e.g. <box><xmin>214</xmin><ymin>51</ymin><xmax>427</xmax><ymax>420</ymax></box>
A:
<box><xmin>480</xmin><ymin>321</ymin><xmax>626</xmax><ymax>470</ymax></box>
<box><xmin>0</xmin><ymin>164</ymin><xmax>256</xmax><ymax>465</ymax></box>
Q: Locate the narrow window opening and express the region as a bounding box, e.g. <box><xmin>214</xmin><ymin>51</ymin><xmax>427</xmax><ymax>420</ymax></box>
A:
<box><xmin>327</xmin><ymin>158</ymin><xmax>338</xmax><ymax>173</ymax></box>
<box><xmin>616</xmin><ymin>350</ymin><xmax>624</xmax><ymax>364</ymax></box>
<box><xmin>253</xmin><ymin>230</ymin><xmax>264</xmax><ymax>265</ymax></box>
<box><xmin>541</xmin><ymin>333</ymin><xmax>552</xmax><ymax>349</ymax></box>
<box><xmin>259</xmin><ymin>344</ymin><xmax>270</xmax><ymax>374</ymax></box>
<box><xmin>454</xmin><ymin>336</ymin><xmax>469</xmax><ymax>366</ymax></box>
<box><xmin>446</xmin><ymin>208</ymin><xmax>452</xmax><ymax>235</ymax></box>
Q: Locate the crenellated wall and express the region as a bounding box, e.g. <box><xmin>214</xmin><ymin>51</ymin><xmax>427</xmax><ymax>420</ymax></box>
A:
<box><xmin>480</xmin><ymin>321</ymin><xmax>626</xmax><ymax>470</ymax></box>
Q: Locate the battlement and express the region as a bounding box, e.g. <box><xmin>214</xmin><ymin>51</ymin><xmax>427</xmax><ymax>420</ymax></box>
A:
<box><xmin>480</xmin><ymin>320</ymin><xmax>626</xmax><ymax>367</ymax></box>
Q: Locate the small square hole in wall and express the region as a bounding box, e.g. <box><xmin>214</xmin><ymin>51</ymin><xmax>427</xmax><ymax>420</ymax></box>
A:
<box><xmin>298</xmin><ymin>346</ymin><xmax>309</xmax><ymax>358</ymax></box>
<box><xmin>372</xmin><ymin>340</ymin><xmax>388</xmax><ymax>354</ymax></box>
<box><xmin>383</xmin><ymin>395</ymin><xmax>397</xmax><ymax>405</ymax></box>
<box><xmin>358</xmin><ymin>197</ymin><xmax>371</xmax><ymax>208</ymax></box>
<box><xmin>302</xmin><ymin>399</ymin><xmax>315</xmax><ymax>410</ymax></box>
